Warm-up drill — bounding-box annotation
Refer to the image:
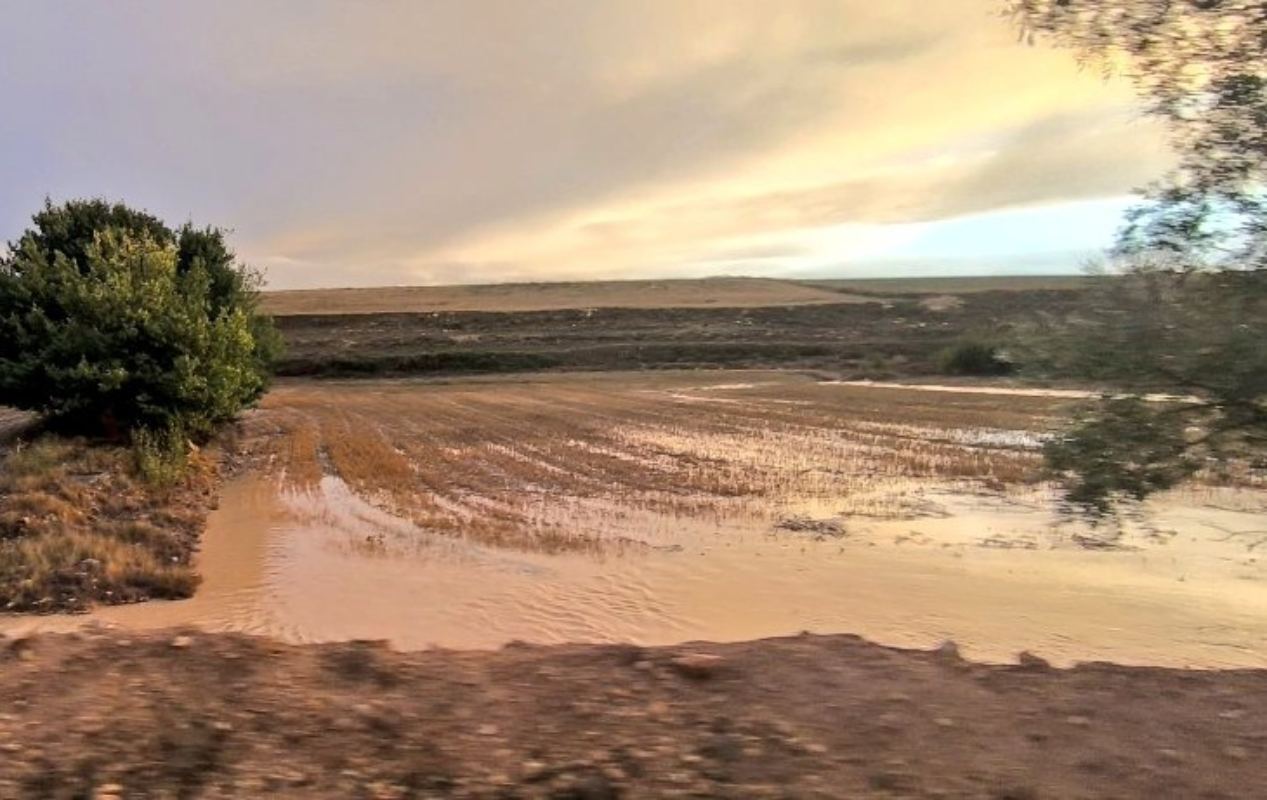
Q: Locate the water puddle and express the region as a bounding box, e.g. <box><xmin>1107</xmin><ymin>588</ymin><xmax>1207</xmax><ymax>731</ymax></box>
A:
<box><xmin>827</xmin><ymin>380</ymin><xmax>1201</xmax><ymax>403</ymax></box>
<box><xmin>2</xmin><ymin>374</ymin><xmax>1263</xmax><ymax>668</ymax></box>
<box><xmin>5</xmin><ymin>474</ymin><xmax>1264</xmax><ymax>669</ymax></box>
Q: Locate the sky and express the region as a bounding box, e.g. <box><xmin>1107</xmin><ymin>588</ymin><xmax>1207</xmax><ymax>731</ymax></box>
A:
<box><xmin>0</xmin><ymin>1</ymin><xmax>1171</xmax><ymax>289</ymax></box>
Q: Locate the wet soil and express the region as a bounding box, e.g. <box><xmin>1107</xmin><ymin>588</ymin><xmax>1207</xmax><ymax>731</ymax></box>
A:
<box><xmin>1</xmin><ymin>630</ymin><xmax>1263</xmax><ymax>799</ymax></box>
<box><xmin>5</xmin><ymin>373</ymin><xmax>1263</xmax><ymax>668</ymax></box>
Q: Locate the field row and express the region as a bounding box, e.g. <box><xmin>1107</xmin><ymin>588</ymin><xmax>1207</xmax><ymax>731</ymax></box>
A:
<box><xmin>246</xmin><ymin>373</ymin><xmax>1067</xmax><ymax>553</ymax></box>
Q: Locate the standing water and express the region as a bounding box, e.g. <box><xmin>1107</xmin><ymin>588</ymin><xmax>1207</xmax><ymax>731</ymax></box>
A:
<box><xmin>4</xmin><ymin>374</ymin><xmax>1264</xmax><ymax>668</ymax></box>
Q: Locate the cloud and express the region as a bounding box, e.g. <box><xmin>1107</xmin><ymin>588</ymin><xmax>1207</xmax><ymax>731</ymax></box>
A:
<box><xmin>0</xmin><ymin>1</ymin><xmax>1171</xmax><ymax>287</ymax></box>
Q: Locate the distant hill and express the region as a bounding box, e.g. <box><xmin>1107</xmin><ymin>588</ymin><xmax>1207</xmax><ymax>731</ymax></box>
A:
<box><xmin>260</xmin><ymin>275</ymin><xmax>1091</xmax><ymax>316</ymax></box>
<box><xmin>800</xmin><ymin>275</ymin><xmax>1091</xmax><ymax>295</ymax></box>
<box><xmin>260</xmin><ymin>277</ymin><xmax>876</xmax><ymax>316</ymax></box>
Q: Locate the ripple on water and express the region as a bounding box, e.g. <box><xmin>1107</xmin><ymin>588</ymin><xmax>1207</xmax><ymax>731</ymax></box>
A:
<box><xmin>2</xmin><ymin>375</ymin><xmax>1264</xmax><ymax>669</ymax></box>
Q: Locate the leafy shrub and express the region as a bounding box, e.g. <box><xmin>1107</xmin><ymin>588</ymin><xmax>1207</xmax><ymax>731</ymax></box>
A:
<box><xmin>1043</xmin><ymin>397</ymin><xmax>1196</xmax><ymax>515</ymax></box>
<box><xmin>131</xmin><ymin>425</ymin><xmax>191</xmax><ymax>488</ymax></box>
<box><xmin>937</xmin><ymin>340</ymin><xmax>1013</xmax><ymax>376</ymax></box>
<box><xmin>0</xmin><ymin>199</ymin><xmax>280</xmax><ymax>441</ymax></box>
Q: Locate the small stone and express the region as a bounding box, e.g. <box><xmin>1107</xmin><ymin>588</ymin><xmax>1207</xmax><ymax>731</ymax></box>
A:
<box><xmin>934</xmin><ymin>717</ymin><xmax>956</xmax><ymax>728</ymax></box>
<box><xmin>521</xmin><ymin>760</ymin><xmax>548</xmax><ymax>779</ymax></box>
<box><xmin>366</xmin><ymin>781</ymin><xmax>406</xmax><ymax>800</ymax></box>
<box><xmin>273</xmin><ymin>768</ymin><xmax>307</xmax><ymax>785</ymax></box>
<box><xmin>805</xmin><ymin>742</ymin><xmax>829</xmax><ymax>754</ymax></box>
<box><xmin>1157</xmin><ymin>748</ymin><xmax>1183</xmax><ymax>763</ymax></box>
<box><xmin>93</xmin><ymin>784</ymin><xmax>124</xmax><ymax>800</ymax></box>
<box><xmin>632</xmin><ymin>660</ymin><xmax>654</xmax><ymax>672</ymax></box>
<box><xmin>1017</xmin><ymin>651</ymin><xmax>1050</xmax><ymax>669</ymax></box>
<box><xmin>933</xmin><ymin>640</ymin><xmax>961</xmax><ymax>661</ymax></box>
<box><xmin>869</xmin><ymin>771</ymin><xmax>914</xmax><ymax>792</ymax></box>
<box><xmin>170</xmin><ymin>635</ymin><xmax>194</xmax><ymax>649</ymax></box>
<box><xmin>1219</xmin><ymin>709</ymin><xmax>1246</xmax><ymax>720</ymax></box>
<box><xmin>668</xmin><ymin>653</ymin><xmax>723</xmax><ymax>679</ymax></box>
<box><xmin>476</xmin><ymin>723</ymin><xmax>499</xmax><ymax>736</ymax></box>
<box><xmin>1223</xmin><ymin>745</ymin><xmax>1249</xmax><ymax>761</ymax></box>
<box><xmin>1065</xmin><ymin>715</ymin><xmax>1091</xmax><ymax>727</ymax></box>
<box><xmin>551</xmin><ymin>772</ymin><xmax>618</xmax><ymax>799</ymax></box>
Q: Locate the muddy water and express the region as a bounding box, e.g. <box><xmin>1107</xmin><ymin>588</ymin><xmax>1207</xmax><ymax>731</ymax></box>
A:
<box><xmin>828</xmin><ymin>379</ymin><xmax>1200</xmax><ymax>403</ymax></box>
<box><xmin>3</xmin><ymin>375</ymin><xmax>1265</xmax><ymax>668</ymax></box>
<box><xmin>8</xmin><ymin>475</ymin><xmax>1265</xmax><ymax>669</ymax></box>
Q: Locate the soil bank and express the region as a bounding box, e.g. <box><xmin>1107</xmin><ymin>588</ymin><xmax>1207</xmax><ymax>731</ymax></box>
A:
<box><xmin>1</xmin><ymin>630</ymin><xmax>1263</xmax><ymax>799</ymax></box>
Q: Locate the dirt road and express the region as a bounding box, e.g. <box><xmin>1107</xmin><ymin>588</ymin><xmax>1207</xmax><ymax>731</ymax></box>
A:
<box><xmin>1</xmin><ymin>631</ymin><xmax>1262</xmax><ymax>799</ymax></box>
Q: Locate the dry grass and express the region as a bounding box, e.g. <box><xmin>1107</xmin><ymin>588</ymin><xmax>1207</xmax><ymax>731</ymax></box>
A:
<box><xmin>261</xmin><ymin>277</ymin><xmax>876</xmax><ymax>316</ymax></box>
<box><xmin>0</xmin><ymin>437</ymin><xmax>220</xmax><ymax>612</ymax></box>
<box><xmin>245</xmin><ymin>372</ymin><xmax>1071</xmax><ymax>554</ymax></box>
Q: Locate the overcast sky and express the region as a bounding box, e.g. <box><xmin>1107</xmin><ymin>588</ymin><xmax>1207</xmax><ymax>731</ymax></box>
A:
<box><xmin>0</xmin><ymin>1</ymin><xmax>1170</xmax><ymax>289</ymax></box>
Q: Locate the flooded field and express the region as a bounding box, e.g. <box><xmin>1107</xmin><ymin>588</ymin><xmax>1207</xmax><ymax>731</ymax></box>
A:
<box><xmin>5</xmin><ymin>372</ymin><xmax>1265</xmax><ymax>667</ymax></box>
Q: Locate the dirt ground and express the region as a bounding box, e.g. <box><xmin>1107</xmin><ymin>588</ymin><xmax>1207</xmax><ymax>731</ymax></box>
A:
<box><xmin>1</xmin><ymin>630</ymin><xmax>1262</xmax><ymax>799</ymax></box>
<box><xmin>261</xmin><ymin>277</ymin><xmax>872</xmax><ymax>316</ymax></box>
<box><xmin>0</xmin><ymin>409</ymin><xmax>31</xmax><ymax>443</ymax></box>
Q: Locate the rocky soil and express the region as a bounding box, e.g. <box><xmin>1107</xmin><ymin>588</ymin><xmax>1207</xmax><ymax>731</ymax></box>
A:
<box><xmin>1</xmin><ymin>631</ymin><xmax>1263</xmax><ymax>799</ymax></box>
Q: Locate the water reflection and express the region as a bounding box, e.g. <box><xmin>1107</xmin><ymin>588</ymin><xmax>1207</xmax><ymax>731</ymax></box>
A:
<box><xmin>2</xmin><ymin>374</ymin><xmax>1264</xmax><ymax>669</ymax></box>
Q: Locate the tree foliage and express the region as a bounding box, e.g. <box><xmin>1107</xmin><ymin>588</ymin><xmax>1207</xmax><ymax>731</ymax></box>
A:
<box><xmin>1006</xmin><ymin>1</ymin><xmax>1266</xmax><ymax>511</ymax></box>
<box><xmin>0</xmin><ymin>199</ymin><xmax>280</xmax><ymax>441</ymax></box>
<box><xmin>1043</xmin><ymin>396</ymin><xmax>1196</xmax><ymax>514</ymax></box>
<box><xmin>1009</xmin><ymin>0</ymin><xmax>1266</xmax><ymax>272</ymax></box>
<box><xmin>937</xmin><ymin>339</ymin><xmax>1013</xmax><ymax>377</ymax></box>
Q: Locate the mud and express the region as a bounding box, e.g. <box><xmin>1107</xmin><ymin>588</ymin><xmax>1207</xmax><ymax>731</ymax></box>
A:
<box><xmin>5</xmin><ymin>373</ymin><xmax>1263</xmax><ymax>669</ymax></box>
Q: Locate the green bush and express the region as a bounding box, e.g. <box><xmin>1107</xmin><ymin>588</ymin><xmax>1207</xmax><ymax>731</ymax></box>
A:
<box><xmin>0</xmin><ymin>199</ymin><xmax>280</xmax><ymax>441</ymax></box>
<box><xmin>936</xmin><ymin>340</ymin><xmax>1013</xmax><ymax>376</ymax></box>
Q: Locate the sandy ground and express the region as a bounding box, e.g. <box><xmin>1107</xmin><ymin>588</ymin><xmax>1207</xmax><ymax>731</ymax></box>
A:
<box><xmin>1</xmin><ymin>630</ymin><xmax>1263</xmax><ymax>799</ymax></box>
<box><xmin>261</xmin><ymin>277</ymin><xmax>874</xmax><ymax>315</ymax></box>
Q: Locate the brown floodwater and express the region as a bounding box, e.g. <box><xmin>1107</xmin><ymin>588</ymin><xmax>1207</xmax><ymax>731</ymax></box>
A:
<box><xmin>4</xmin><ymin>374</ymin><xmax>1265</xmax><ymax>668</ymax></box>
